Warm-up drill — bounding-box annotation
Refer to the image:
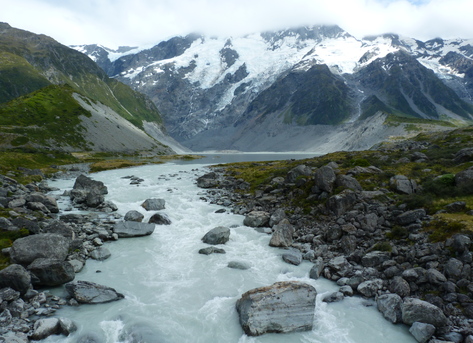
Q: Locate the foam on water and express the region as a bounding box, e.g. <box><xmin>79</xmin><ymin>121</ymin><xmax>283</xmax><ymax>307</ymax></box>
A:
<box><xmin>43</xmin><ymin>161</ymin><xmax>416</xmax><ymax>343</ymax></box>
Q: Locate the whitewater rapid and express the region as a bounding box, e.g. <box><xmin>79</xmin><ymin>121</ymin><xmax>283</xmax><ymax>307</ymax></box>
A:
<box><xmin>43</xmin><ymin>158</ymin><xmax>415</xmax><ymax>343</ymax></box>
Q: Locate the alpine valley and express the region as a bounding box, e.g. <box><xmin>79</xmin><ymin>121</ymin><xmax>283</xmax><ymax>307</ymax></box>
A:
<box><xmin>74</xmin><ymin>25</ymin><xmax>473</xmax><ymax>152</ymax></box>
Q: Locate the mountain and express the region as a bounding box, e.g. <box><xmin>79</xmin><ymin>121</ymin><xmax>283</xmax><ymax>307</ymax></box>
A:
<box><xmin>0</xmin><ymin>22</ymin><xmax>184</xmax><ymax>154</ymax></box>
<box><xmin>74</xmin><ymin>25</ymin><xmax>473</xmax><ymax>152</ymax></box>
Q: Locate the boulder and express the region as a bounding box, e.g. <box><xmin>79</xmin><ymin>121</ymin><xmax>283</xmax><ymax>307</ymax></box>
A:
<box><xmin>113</xmin><ymin>221</ymin><xmax>155</xmax><ymax>238</ymax></box>
<box><xmin>409</xmin><ymin>322</ymin><xmax>435</xmax><ymax>343</ymax></box>
<box><xmin>309</xmin><ymin>258</ymin><xmax>325</xmax><ymax>280</ymax></box>
<box><xmin>26</xmin><ymin>201</ymin><xmax>51</xmax><ymax>213</ymax></box>
<box><xmin>269</xmin><ymin>219</ymin><xmax>294</xmax><ymax>247</ymax></box>
<box><xmin>0</xmin><ymin>264</ymin><xmax>31</xmax><ymax>294</ymax></box>
<box><xmin>286</xmin><ymin>165</ymin><xmax>312</xmax><ymax>183</ymax></box>
<box><xmin>236</xmin><ymin>281</ymin><xmax>317</xmax><ymax>336</ymax></box>
<box><xmin>326</xmin><ymin>190</ymin><xmax>357</xmax><ymax>216</ymax></box>
<box><xmin>243</xmin><ymin>211</ymin><xmax>270</xmax><ymax>228</ymax></box>
<box><xmin>377</xmin><ymin>293</ymin><xmax>402</xmax><ymax>323</ymax></box>
<box><xmin>201</xmin><ymin>226</ymin><xmax>230</xmax><ymax>245</ymax></box>
<box><xmin>148</xmin><ymin>213</ymin><xmax>172</xmax><ymax>225</ymax></box>
<box><xmin>228</xmin><ymin>261</ymin><xmax>251</xmax><ymax>270</ymax></box>
<box><xmin>27</xmin><ymin>258</ymin><xmax>75</xmax><ymax>286</ymax></box>
<box><xmin>89</xmin><ymin>247</ymin><xmax>111</xmax><ymax>261</ymax></box>
<box><xmin>70</xmin><ymin>175</ymin><xmax>108</xmax><ymax>207</ymax></box>
<box><xmin>43</xmin><ymin>220</ymin><xmax>75</xmax><ymax>240</ymax></box>
<box><xmin>401</xmin><ymin>297</ymin><xmax>448</xmax><ymax>327</ymax></box>
<box><xmin>25</xmin><ymin>192</ymin><xmax>59</xmax><ymax>213</ymax></box>
<box><xmin>322</xmin><ymin>292</ymin><xmax>344</xmax><ymax>303</ymax></box>
<box><xmin>73</xmin><ymin>174</ymin><xmax>107</xmax><ymax>194</ymax></box>
<box><xmin>29</xmin><ymin>318</ymin><xmax>61</xmax><ymax>340</ymax></box>
<box><xmin>396</xmin><ymin>209</ymin><xmax>426</xmax><ymax>226</ymax></box>
<box><xmin>124</xmin><ymin>210</ymin><xmax>144</xmax><ymax>222</ymax></box>
<box><xmin>314</xmin><ymin>165</ymin><xmax>336</xmax><ymax>193</ymax></box>
<box><xmin>445</xmin><ymin>201</ymin><xmax>467</xmax><ymax>213</ymax></box>
<box><xmin>357</xmin><ymin>279</ymin><xmax>383</xmax><ymax>297</ymax></box>
<box><xmin>10</xmin><ymin>234</ymin><xmax>70</xmax><ymax>265</ymax></box>
<box><xmin>454</xmin><ymin>148</ymin><xmax>473</xmax><ymax>163</ymax></box>
<box><xmin>141</xmin><ymin>198</ymin><xmax>165</xmax><ymax>211</ymax></box>
<box><xmin>196</xmin><ymin>172</ymin><xmax>219</xmax><ymax>188</ymax></box>
<box><xmin>452</xmin><ymin>234</ymin><xmax>471</xmax><ymax>254</ymax></box>
<box><xmin>282</xmin><ymin>249</ymin><xmax>303</xmax><ymax>266</ymax></box>
<box><xmin>361</xmin><ymin>251</ymin><xmax>390</xmax><ymax>268</ymax></box>
<box><xmin>0</xmin><ymin>332</ymin><xmax>29</xmax><ymax>343</ymax></box>
<box><xmin>455</xmin><ymin>167</ymin><xmax>473</xmax><ymax>192</ymax></box>
<box><xmin>327</xmin><ymin>256</ymin><xmax>352</xmax><ymax>277</ymax></box>
<box><xmin>390</xmin><ymin>175</ymin><xmax>417</xmax><ymax>194</ymax></box>
<box><xmin>198</xmin><ymin>247</ymin><xmax>226</xmax><ymax>255</ymax></box>
<box><xmin>444</xmin><ymin>258</ymin><xmax>463</xmax><ymax>279</ymax></box>
<box><xmin>388</xmin><ymin>276</ymin><xmax>411</xmax><ymax>297</ymax></box>
<box><xmin>269</xmin><ymin>208</ymin><xmax>286</xmax><ymax>227</ymax></box>
<box><xmin>65</xmin><ymin>280</ymin><xmax>124</xmax><ymax>304</ymax></box>
<box><xmin>335</xmin><ymin>174</ymin><xmax>363</xmax><ymax>192</ymax></box>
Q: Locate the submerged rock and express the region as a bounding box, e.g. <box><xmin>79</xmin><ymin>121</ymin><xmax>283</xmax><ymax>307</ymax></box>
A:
<box><xmin>236</xmin><ymin>281</ymin><xmax>316</xmax><ymax>336</ymax></box>
<box><xmin>65</xmin><ymin>280</ymin><xmax>124</xmax><ymax>304</ymax></box>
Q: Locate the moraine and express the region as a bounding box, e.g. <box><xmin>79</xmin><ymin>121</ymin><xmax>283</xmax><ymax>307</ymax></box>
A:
<box><xmin>43</xmin><ymin>156</ymin><xmax>415</xmax><ymax>343</ymax></box>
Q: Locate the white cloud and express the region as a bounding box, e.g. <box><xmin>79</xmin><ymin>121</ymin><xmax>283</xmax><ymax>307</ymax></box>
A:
<box><xmin>0</xmin><ymin>0</ymin><xmax>472</xmax><ymax>48</ymax></box>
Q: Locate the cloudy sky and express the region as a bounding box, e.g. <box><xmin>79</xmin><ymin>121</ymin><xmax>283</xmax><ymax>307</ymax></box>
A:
<box><xmin>1</xmin><ymin>0</ymin><xmax>472</xmax><ymax>48</ymax></box>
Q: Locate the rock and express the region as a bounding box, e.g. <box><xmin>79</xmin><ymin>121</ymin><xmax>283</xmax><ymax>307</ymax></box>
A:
<box><xmin>444</xmin><ymin>258</ymin><xmax>463</xmax><ymax>279</ymax></box>
<box><xmin>26</xmin><ymin>201</ymin><xmax>51</xmax><ymax>213</ymax></box>
<box><xmin>69</xmin><ymin>259</ymin><xmax>85</xmax><ymax>273</ymax></box>
<box><xmin>269</xmin><ymin>208</ymin><xmax>286</xmax><ymax>227</ymax></box>
<box><xmin>396</xmin><ymin>209</ymin><xmax>426</xmax><ymax>226</ymax></box>
<box><xmin>71</xmin><ymin>175</ymin><xmax>107</xmax><ymax>207</ymax></box>
<box><xmin>388</xmin><ymin>276</ymin><xmax>410</xmax><ymax>297</ymax></box>
<box><xmin>427</xmin><ymin>268</ymin><xmax>447</xmax><ymax>285</ymax></box>
<box><xmin>327</xmin><ymin>256</ymin><xmax>351</xmax><ymax>277</ymax></box>
<box><xmin>0</xmin><ymin>287</ymin><xmax>20</xmax><ymax>302</ymax></box>
<box><xmin>401</xmin><ymin>297</ymin><xmax>448</xmax><ymax>327</ymax></box>
<box><xmin>269</xmin><ymin>219</ymin><xmax>294</xmax><ymax>247</ymax></box>
<box><xmin>10</xmin><ymin>234</ymin><xmax>70</xmax><ymax>265</ymax></box>
<box><xmin>322</xmin><ymin>292</ymin><xmax>344</xmax><ymax>303</ymax></box>
<box><xmin>0</xmin><ymin>264</ymin><xmax>31</xmax><ymax>294</ymax></box>
<box><xmin>282</xmin><ymin>249</ymin><xmax>303</xmax><ymax>266</ymax></box>
<box><xmin>58</xmin><ymin>317</ymin><xmax>78</xmax><ymax>336</ymax></box>
<box><xmin>89</xmin><ymin>247</ymin><xmax>111</xmax><ymax>261</ymax></box>
<box><xmin>236</xmin><ymin>281</ymin><xmax>317</xmax><ymax>336</ymax></box>
<box><xmin>309</xmin><ymin>258</ymin><xmax>325</xmax><ymax>280</ymax></box>
<box><xmin>43</xmin><ymin>220</ymin><xmax>75</xmax><ymax>240</ymax></box>
<box><xmin>65</xmin><ymin>280</ymin><xmax>124</xmax><ymax>304</ymax></box>
<box><xmin>357</xmin><ymin>279</ymin><xmax>383</xmax><ymax>297</ymax></box>
<box><xmin>326</xmin><ymin>190</ymin><xmax>357</xmax><ymax>216</ymax></box>
<box><xmin>0</xmin><ymin>332</ymin><xmax>29</xmax><ymax>343</ymax></box>
<box><xmin>141</xmin><ymin>198</ymin><xmax>165</xmax><ymax>211</ymax></box>
<box><xmin>124</xmin><ymin>210</ymin><xmax>144</xmax><ymax>222</ymax></box>
<box><xmin>314</xmin><ymin>165</ymin><xmax>336</xmax><ymax>193</ymax></box>
<box><xmin>73</xmin><ymin>174</ymin><xmax>107</xmax><ymax>194</ymax></box>
<box><xmin>198</xmin><ymin>247</ymin><xmax>226</xmax><ymax>255</ymax></box>
<box><xmin>286</xmin><ymin>165</ymin><xmax>312</xmax><ymax>183</ymax></box>
<box><xmin>445</xmin><ymin>201</ymin><xmax>467</xmax><ymax>213</ymax></box>
<box><xmin>27</xmin><ymin>258</ymin><xmax>75</xmax><ymax>286</ymax></box>
<box><xmin>452</xmin><ymin>234</ymin><xmax>471</xmax><ymax>254</ymax></box>
<box><xmin>148</xmin><ymin>213</ymin><xmax>172</xmax><ymax>225</ymax></box>
<box><xmin>454</xmin><ymin>148</ymin><xmax>473</xmax><ymax>163</ymax></box>
<box><xmin>390</xmin><ymin>175</ymin><xmax>417</xmax><ymax>194</ymax></box>
<box><xmin>409</xmin><ymin>322</ymin><xmax>435</xmax><ymax>343</ymax></box>
<box><xmin>202</xmin><ymin>226</ymin><xmax>230</xmax><ymax>245</ymax></box>
<box><xmin>228</xmin><ymin>261</ymin><xmax>251</xmax><ymax>270</ymax></box>
<box><xmin>29</xmin><ymin>317</ymin><xmax>61</xmax><ymax>340</ymax></box>
<box><xmin>26</xmin><ymin>192</ymin><xmax>59</xmax><ymax>213</ymax></box>
<box><xmin>196</xmin><ymin>172</ymin><xmax>219</xmax><ymax>188</ymax></box>
<box><xmin>361</xmin><ymin>251</ymin><xmax>390</xmax><ymax>268</ymax></box>
<box><xmin>339</xmin><ymin>285</ymin><xmax>353</xmax><ymax>296</ymax></box>
<box><xmin>377</xmin><ymin>293</ymin><xmax>403</xmax><ymax>323</ymax></box>
<box><xmin>113</xmin><ymin>221</ymin><xmax>155</xmax><ymax>238</ymax></box>
<box><xmin>455</xmin><ymin>167</ymin><xmax>473</xmax><ymax>192</ymax></box>
<box><xmin>243</xmin><ymin>211</ymin><xmax>270</xmax><ymax>228</ymax></box>
<box><xmin>335</xmin><ymin>174</ymin><xmax>363</xmax><ymax>192</ymax></box>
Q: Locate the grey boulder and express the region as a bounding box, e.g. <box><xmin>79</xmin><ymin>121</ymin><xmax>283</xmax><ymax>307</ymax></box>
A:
<box><xmin>65</xmin><ymin>280</ymin><xmax>124</xmax><ymax>304</ymax></box>
<box><xmin>243</xmin><ymin>211</ymin><xmax>270</xmax><ymax>228</ymax></box>
<box><xmin>27</xmin><ymin>258</ymin><xmax>75</xmax><ymax>286</ymax></box>
<box><xmin>377</xmin><ymin>293</ymin><xmax>403</xmax><ymax>324</ymax></box>
<box><xmin>10</xmin><ymin>234</ymin><xmax>70</xmax><ymax>265</ymax></box>
<box><xmin>401</xmin><ymin>297</ymin><xmax>448</xmax><ymax>327</ymax></box>
<box><xmin>113</xmin><ymin>221</ymin><xmax>155</xmax><ymax>238</ymax></box>
<box><xmin>148</xmin><ymin>213</ymin><xmax>172</xmax><ymax>225</ymax></box>
<box><xmin>141</xmin><ymin>198</ymin><xmax>165</xmax><ymax>211</ymax></box>
<box><xmin>124</xmin><ymin>210</ymin><xmax>144</xmax><ymax>222</ymax></box>
<box><xmin>269</xmin><ymin>219</ymin><xmax>294</xmax><ymax>247</ymax></box>
<box><xmin>89</xmin><ymin>247</ymin><xmax>111</xmax><ymax>261</ymax></box>
<box><xmin>236</xmin><ymin>281</ymin><xmax>317</xmax><ymax>336</ymax></box>
<box><xmin>202</xmin><ymin>226</ymin><xmax>230</xmax><ymax>245</ymax></box>
<box><xmin>409</xmin><ymin>322</ymin><xmax>435</xmax><ymax>343</ymax></box>
<box><xmin>0</xmin><ymin>264</ymin><xmax>31</xmax><ymax>294</ymax></box>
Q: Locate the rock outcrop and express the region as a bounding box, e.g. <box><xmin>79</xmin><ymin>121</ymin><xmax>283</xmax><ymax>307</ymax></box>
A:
<box><xmin>65</xmin><ymin>281</ymin><xmax>125</xmax><ymax>304</ymax></box>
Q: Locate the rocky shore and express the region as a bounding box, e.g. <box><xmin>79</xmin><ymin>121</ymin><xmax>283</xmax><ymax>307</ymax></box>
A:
<box><xmin>196</xmin><ymin>135</ymin><xmax>473</xmax><ymax>343</ymax></box>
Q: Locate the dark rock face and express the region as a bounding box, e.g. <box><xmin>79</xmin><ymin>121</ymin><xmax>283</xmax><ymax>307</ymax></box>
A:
<box><xmin>201</xmin><ymin>226</ymin><xmax>230</xmax><ymax>245</ymax></box>
<box><xmin>27</xmin><ymin>258</ymin><xmax>75</xmax><ymax>286</ymax></box>
<box><xmin>0</xmin><ymin>264</ymin><xmax>31</xmax><ymax>295</ymax></box>
<box><xmin>10</xmin><ymin>234</ymin><xmax>70</xmax><ymax>265</ymax></box>
<box><xmin>113</xmin><ymin>221</ymin><xmax>155</xmax><ymax>238</ymax></box>
<box><xmin>236</xmin><ymin>281</ymin><xmax>317</xmax><ymax>336</ymax></box>
<box><xmin>65</xmin><ymin>281</ymin><xmax>124</xmax><ymax>304</ymax></box>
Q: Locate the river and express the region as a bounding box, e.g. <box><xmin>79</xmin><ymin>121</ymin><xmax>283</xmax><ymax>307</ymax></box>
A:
<box><xmin>43</xmin><ymin>154</ymin><xmax>415</xmax><ymax>343</ymax></box>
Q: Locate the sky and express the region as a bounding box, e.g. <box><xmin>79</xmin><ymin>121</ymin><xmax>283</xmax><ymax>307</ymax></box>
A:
<box><xmin>1</xmin><ymin>0</ymin><xmax>472</xmax><ymax>48</ymax></box>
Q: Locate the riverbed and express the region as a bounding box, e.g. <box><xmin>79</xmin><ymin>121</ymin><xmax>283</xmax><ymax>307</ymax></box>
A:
<box><xmin>43</xmin><ymin>155</ymin><xmax>415</xmax><ymax>343</ymax></box>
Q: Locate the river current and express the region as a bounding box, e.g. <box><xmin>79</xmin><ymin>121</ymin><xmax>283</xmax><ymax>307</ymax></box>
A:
<box><xmin>43</xmin><ymin>154</ymin><xmax>415</xmax><ymax>343</ymax></box>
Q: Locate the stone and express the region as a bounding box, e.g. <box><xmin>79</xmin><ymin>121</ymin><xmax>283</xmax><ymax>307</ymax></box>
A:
<box><xmin>25</xmin><ymin>192</ymin><xmax>59</xmax><ymax>213</ymax></box>
<box><xmin>243</xmin><ymin>211</ymin><xmax>270</xmax><ymax>228</ymax></box>
<box><xmin>452</xmin><ymin>234</ymin><xmax>471</xmax><ymax>254</ymax></box>
<box><xmin>29</xmin><ymin>318</ymin><xmax>61</xmax><ymax>340</ymax></box>
<box><xmin>454</xmin><ymin>148</ymin><xmax>473</xmax><ymax>163</ymax></box>
<box><xmin>309</xmin><ymin>258</ymin><xmax>325</xmax><ymax>280</ymax></box>
<box><xmin>113</xmin><ymin>221</ymin><xmax>155</xmax><ymax>238</ymax></box>
<box><xmin>27</xmin><ymin>258</ymin><xmax>75</xmax><ymax>286</ymax></box>
<box><xmin>228</xmin><ymin>261</ymin><xmax>251</xmax><ymax>270</ymax></box>
<box><xmin>322</xmin><ymin>292</ymin><xmax>344</xmax><ymax>303</ymax></box>
<box><xmin>361</xmin><ymin>251</ymin><xmax>390</xmax><ymax>268</ymax></box>
<box><xmin>89</xmin><ymin>247</ymin><xmax>111</xmax><ymax>261</ymax></box>
<box><xmin>357</xmin><ymin>279</ymin><xmax>383</xmax><ymax>298</ymax></box>
<box><xmin>43</xmin><ymin>220</ymin><xmax>75</xmax><ymax>240</ymax></box>
<box><xmin>396</xmin><ymin>209</ymin><xmax>426</xmax><ymax>226</ymax></box>
<box><xmin>335</xmin><ymin>174</ymin><xmax>363</xmax><ymax>192</ymax></box>
<box><xmin>326</xmin><ymin>190</ymin><xmax>357</xmax><ymax>216</ymax></box>
<box><xmin>141</xmin><ymin>198</ymin><xmax>165</xmax><ymax>211</ymax></box>
<box><xmin>73</xmin><ymin>174</ymin><xmax>107</xmax><ymax>194</ymax></box>
<box><xmin>236</xmin><ymin>281</ymin><xmax>317</xmax><ymax>336</ymax></box>
<box><xmin>10</xmin><ymin>234</ymin><xmax>70</xmax><ymax>265</ymax></box>
<box><xmin>198</xmin><ymin>247</ymin><xmax>226</xmax><ymax>255</ymax></box>
<box><xmin>327</xmin><ymin>256</ymin><xmax>351</xmax><ymax>277</ymax></box>
<box><xmin>427</xmin><ymin>268</ymin><xmax>447</xmax><ymax>285</ymax></box>
<box><xmin>269</xmin><ymin>219</ymin><xmax>294</xmax><ymax>247</ymax></box>
<box><xmin>201</xmin><ymin>226</ymin><xmax>230</xmax><ymax>245</ymax></box>
<box><xmin>390</xmin><ymin>175</ymin><xmax>417</xmax><ymax>194</ymax></box>
<box><xmin>124</xmin><ymin>210</ymin><xmax>144</xmax><ymax>222</ymax></box>
<box><xmin>0</xmin><ymin>332</ymin><xmax>29</xmax><ymax>343</ymax></box>
<box><xmin>339</xmin><ymin>285</ymin><xmax>353</xmax><ymax>296</ymax></box>
<box><xmin>409</xmin><ymin>322</ymin><xmax>435</xmax><ymax>343</ymax></box>
<box><xmin>196</xmin><ymin>172</ymin><xmax>219</xmax><ymax>188</ymax></box>
<box><xmin>0</xmin><ymin>287</ymin><xmax>20</xmax><ymax>302</ymax></box>
<box><xmin>282</xmin><ymin>249</ymin><xmax>303</xmax><ymax>266</ymax></box>
<box><xmin>148</xmin><ymin>213</ymin><xmax>172</xmax><ymax>225</ymax></box>
<box><xmin>388</xmin><ymin>276</ymin><xmax>410</xmax><ymax>297</ymax></box>
<box><xmin>377</xmin><ymin>293</ymin><xmax>403</xmax><ymax>323</ymax></box>
<box><xmin>65</xmin><ymin>280</ymin><xmax>124</xmax><ymax>304</ymax></box>
<box><xmin>26</xmin><ymin>201</ymin><xmax>50</xmax><ymax>213</ymax></box>
<box><xmin>314</xmin><ymin>165</ymin><xmax>336</xmax><ymax>193</ymax></box>
<box><xmin>444</xmin><ymin>258</ymin><xmax>463</xmax><ymax>279</ymax></box>
<box><xmin>286</xmin><ymin>165</ymin><xmax>312</xmax><ymax>183</ymax></box>
<box><xmin>401</xmin><ymin>297</ymin><xmax>448</xmax><ymax>327</ymax></box>
<box><xmin>269</xmin><ymin>208</ymin><xmax>286</xmax><ymax>227</ymax></box>
<box><xmin>69</xmin><ymin>259</ymin><xmax>85</xmax><ymax>273</ymax></box>
<box><xmin>445</xmin><ymin>201</ymin><xmax>467</xmax><ymax>213</ymax></box>
<box><xmin>0</xmin><ymin>264</ymin><xmax>31</xmax><ymax>294</ymax></box>
<box><xmin>455</xmin><ymin>167</ymin><xmax>473</xmax><ymax>192</ymax></box>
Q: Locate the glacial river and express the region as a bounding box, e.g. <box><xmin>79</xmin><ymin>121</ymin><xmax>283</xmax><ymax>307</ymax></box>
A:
<box><xmin>43</xmin><ymin>154</ymin><xmax>415</xmax><ymax>343</ymax></box>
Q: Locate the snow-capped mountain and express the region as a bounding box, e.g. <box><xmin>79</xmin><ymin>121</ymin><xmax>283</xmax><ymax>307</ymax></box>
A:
<box><xmin>73</xmin><ymin>25</ymin><xmax>473</xmax><ymax>152</ymax></box>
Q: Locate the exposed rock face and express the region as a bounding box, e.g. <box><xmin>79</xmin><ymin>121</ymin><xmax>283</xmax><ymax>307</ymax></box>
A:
<box><xmin>10</xmin><ymin>234</ymin><xmax>70</xmax><ymax>265</ymax></box>
<box><xmin>65</xmin><ymin>281</ymin><xmax>124</xmax><ymax>304</ymax></box>
<box><xmin>201</xmin><ymin>226</ymin><xmax>230</xmax><ymax>245</ymax></box>
<box><xmin>236</xmin><ymin>281</ymin><xmax>317</xmax><ymax>336</ymax></box>
<box><xmin>198</xmin><ymin>246</ymin><xmax>226</xmax><ymax>255</ymax></box>
<box><xmin>27</xmin><ymin>258</ymin><xmax>75</xmax><ymax>286</ymax></box>
<box><xmin>113</xmin><ymin>221</ymin><xmax>155</xmax><ymax>238</ymax></box>
<box><xmin>401</xmin><ymin>298</ymin><xmax>448</xmax><ymax>327</ymax></box>
<box><xmin>269</xmin><ymin>219</ymin><xmax>294</xmax><ymax>247</ymax></box>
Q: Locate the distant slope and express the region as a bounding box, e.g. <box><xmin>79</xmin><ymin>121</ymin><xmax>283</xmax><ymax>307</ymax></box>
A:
<box><xmin>0</xmin><ymin>22</ymin><xmax>178</xmax><ymax>153</ymax></box>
